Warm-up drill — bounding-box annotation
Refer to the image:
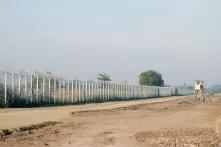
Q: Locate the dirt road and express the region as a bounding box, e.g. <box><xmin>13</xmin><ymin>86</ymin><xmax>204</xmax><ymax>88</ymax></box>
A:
<box><xmin>0</xmin><ymin>96</ymin><xmax>185</xmax><ymax>130</ymax></box>
<box><xmin>1</xmin><ymin>94</ymin><xmax>221</xmax><ymax>147</ymax></box>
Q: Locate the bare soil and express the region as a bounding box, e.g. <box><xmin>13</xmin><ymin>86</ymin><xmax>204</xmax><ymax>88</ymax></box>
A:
<box><xmin>1</xmin><ymin>94</ymin><xmax>221</xmax><ymax>147</ymax></box>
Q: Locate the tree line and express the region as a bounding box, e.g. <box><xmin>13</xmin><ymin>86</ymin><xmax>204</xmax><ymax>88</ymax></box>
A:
<box><xmin>97</xmin><ymin>70</ymin><xmax>164</xmax><ymax>87</ymax></box>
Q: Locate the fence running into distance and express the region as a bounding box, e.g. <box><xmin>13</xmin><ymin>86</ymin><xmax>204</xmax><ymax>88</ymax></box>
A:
<box><xmin>0</xmin><ymin>70</ymin><xmax>194</xmax><ymax>107</ymax></box>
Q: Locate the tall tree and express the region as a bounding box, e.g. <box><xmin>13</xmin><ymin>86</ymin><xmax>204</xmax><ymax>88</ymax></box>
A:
<box><xmin>97</xmin><ymin>73</ymin><xmax>111</xmax><ymax>81</ymax></box>
<box><xmin>139</xmin><ymin>70</ymin><xmax>164</xmax><ymax>86</ymax></box>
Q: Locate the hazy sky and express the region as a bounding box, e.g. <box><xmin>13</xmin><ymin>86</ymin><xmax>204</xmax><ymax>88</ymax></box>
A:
<box><xmin>0</xmin><ymin>0</ymin><xmax>220</xmax><ymax>86</ymax></box>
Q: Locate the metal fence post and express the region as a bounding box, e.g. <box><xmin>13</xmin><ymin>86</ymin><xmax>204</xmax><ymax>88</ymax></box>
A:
<box><xmin>108</xmin><ymin>82</ymin><xmax>110</xmax><ymax>100</ymax></box>
<box><xmin>63</xmin><ymin>80</ymin><xmax>65</xmax><ymax>103</ymax></box>
<box><xmin>54</xmin><ymin>77</ymin><xmax>56</xmax><ymax>104</ymax></box>
<box><xmin>91</xmin><ymin>81</ymin><xmax>93</xmax><ymax>100</ymax></box>
<box><xmin>67</xmin><ymin>79</ymin><xmax>70</xmax><ymax>103</ymax></box>
<box><xmin>103</xmin><ymin>81</ymin><xmax>105</xmax><ymax>101</ymax></box>
<box><xmin>85</xmin><ymin>80</ymin><xmax>88</xmax><ymax>101</ymax></box>
<box><xmin>87</xmin><ymin>81</ymin><xmax>90</xmax><ymax>100</ymax></box>
<box><xmin>71</xmin><ymin>79</ymin><xmax>74</xmax><ymax>103</ymax></box>
<box><xmin>4</xmin><ymin>71</ymin><xmax>7</xmax><ymax>105</ymax></box>
<box><xmin>30</xmin><ymin>74</ymin><xmax>33</xmax><ymax>103</ymax></box>
<box><xmin>43</xmin><ymin>76</ymin><xmax>45</xmax><ymax>101</ymax></box>
<box><xmin>49</xmin><ymin>77</ymin><xmax>51</xmax><ymax>101</ymax></box>
<box><xmin>58</xmin><ymin>79</ymin><xmax>61</xmax><ymax>102</ymax></box>
<box><xmin>36</xmin><ymin>75</ymin><xmax>39</xmax><ymax>102</ymax></box>
<box><xmin>18</xmin><ymin>74</ymin><xmax>21</xmax><ymax>94</ymax></box>
<box><xmin>12</xmin><ymin>72</ymin><xmax>14</xmax><ymax>99</ymax></box>
<box><xmin>78</xmin><ymin>80</ymin><xmax>81</xmax><ymax>102</ymax></box>
<box><xmin>75</xmin><ymin>80</ymin><xmax>78</xmax><ymax>102</ymax></box>
<box><xmin>82</xmin><ymin>80</ymin><xmax>85</xmax><ymax>101</ymax></box>
<box><xmin>24</xmin><ymin>74</ymin><xmax>27</xmax><ymax>99</ymax></box>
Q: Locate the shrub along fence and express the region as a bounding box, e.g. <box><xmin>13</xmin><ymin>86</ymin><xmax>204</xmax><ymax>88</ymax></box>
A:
<box><xmin>0</xmin><ymin>70</ymin><xmax>194</xmax><ymax>108</ymax></box>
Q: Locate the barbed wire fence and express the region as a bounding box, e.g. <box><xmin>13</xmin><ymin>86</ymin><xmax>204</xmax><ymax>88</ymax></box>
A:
<box><xmin>0</xmin><ymin>70</ymin><xmax>194</xmax><ymax>107</ymax></box>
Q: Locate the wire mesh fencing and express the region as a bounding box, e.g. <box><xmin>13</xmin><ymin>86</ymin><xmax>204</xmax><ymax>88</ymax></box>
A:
<box><xmin>0</xmin><ymin>70</ymin><xmax>194</xmax><ymax>107</ymax></box>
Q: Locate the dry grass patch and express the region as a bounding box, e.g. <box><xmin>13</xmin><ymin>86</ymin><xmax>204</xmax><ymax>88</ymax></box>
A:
<box><xmin>135</xmin><ymin>128</ymin><xmax>221</xmax><ymax>147</ymax></box>
<box><xmin>0</xmin><ymin>121</ymin><xmax>58</xmax><ymax>138</ymax></box>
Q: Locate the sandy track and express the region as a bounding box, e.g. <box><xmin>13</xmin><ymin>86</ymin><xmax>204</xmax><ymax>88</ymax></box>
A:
<box><xmin>1</xmin><ymin>94</ymin><xmax>221</xmax><ymax>147</ymax></box>
<box><xmin>0</xmin><ymin>96</ymin><xmax>185</xmax><ymax>130</ymax></box>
